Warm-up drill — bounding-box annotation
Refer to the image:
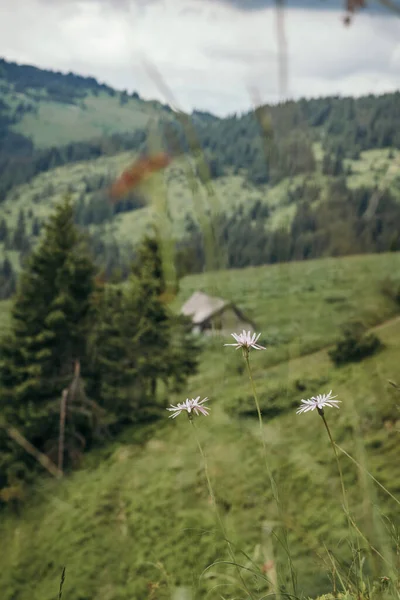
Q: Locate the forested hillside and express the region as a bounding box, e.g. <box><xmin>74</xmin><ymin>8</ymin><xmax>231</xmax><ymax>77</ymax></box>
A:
<box><xmin>1</xmin><ymin>57</ymin><xmax>400</xmax><ymax>297</ymax></box>
<box><xmin>1</xmin><ymin>57</ymin><xmax>400</xmax><ymax>193</ymax></box>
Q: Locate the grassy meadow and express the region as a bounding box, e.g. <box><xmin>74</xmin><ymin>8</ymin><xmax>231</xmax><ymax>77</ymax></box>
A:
<box><xmin>0</xmin><ymin>252</ymin><xmax>399</xmax><ymax>599</ymax></box>
<box><xmin>4</xmin><ymin>87</ymin><xmax>163</xmax><ymax>147</ymax></box>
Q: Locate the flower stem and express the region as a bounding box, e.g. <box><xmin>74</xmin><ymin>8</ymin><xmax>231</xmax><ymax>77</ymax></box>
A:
<box><xmin>244</xmin><ymin>354</ymin><xmax>264</xmax><ymax>440</ymax></box>
<box><xmin>190</xmin><ymin>418</ymin><xmax>216</xmax><ymax>511</ymax></box>
<box><xmin>318</xmin><ymin>409</ymin><xmax>349</xmax><ymax>516</ymax></box>
<box><xmin>244</xmin><ymin>353</ymin><xmax>297</xmax><ymax>598</ymax></box>
<box><xmin>243</xmin><ymin>354</ymin><xmax>279</xmax><ymax>502</ymax></box>
<box><xmin>317</xmin><ymin>407</ymin><xmax>361</xmax><ymax>581</ymax></box>
<box><xmin>190</xmin><ymin>419</ymin><xmax>255</xmax><ymax>599</ymax></box>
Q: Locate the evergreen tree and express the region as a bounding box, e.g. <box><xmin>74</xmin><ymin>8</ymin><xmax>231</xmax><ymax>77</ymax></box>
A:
<box><xmin>11</xmin><ymin>209</ymin><xmax>27</xmax><ymax>250</ymax></box>
<box><xmin>1</xmin><ymin>256</ymin><xmax>13</xmax><ymax>279</ymax></box>
<box><xmin>132</xmin><ymin>232</ymin><xmax>166</xmax><ymax>296</ymax></box>
<box><xmin>0</xmin><ymin>197</ymin><xmax>97</xmax><ymax>488</ymax></box>
<box><xmin>322</xmin><ymin>152</ymin><xmax>333</xmax><ymax>175</ymax></box>
<box><xmin>91</xmin><ymin>280</ymin><xmax>165</xmax><ymax>425</ymax></box>
<box><xmin>0</xmin><ymin>256</ymin><xmax>16</xmax><ymax>300</ymax></box>
<box><xmin>132</xmin><ymin>235</ymin><xmax>199</xmax><ymax>396</ymax></box>
<box><xmin>0</xmin><ymin>218</ymin><xmax>8</xmax><ymax>242</ymax></box>
<box><xmin>166</xmin><ymin>313</ymin><xmax>200</xmax><ymax>393</ymax></box>
<box><xmin>31</xmin><ymin>217</ymin><xmax>41</xmax><ymax>237</ymax></box>
<box><xmin>92</xmin><ymin>235</ymin><xmax>200</xmax><ymax>428</ymax></box>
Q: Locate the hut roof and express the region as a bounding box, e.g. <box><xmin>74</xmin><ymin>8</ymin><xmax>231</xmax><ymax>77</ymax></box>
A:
<box><xmin>180</xmin><ymin>291</ymin><xmax>230</xmax><ymax>325</ymax></box>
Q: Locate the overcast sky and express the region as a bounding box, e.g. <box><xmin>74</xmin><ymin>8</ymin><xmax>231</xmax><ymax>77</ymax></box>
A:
<box><xmin>0</xmin><ymin>0</ymin><xmax>400</xmax><ymax>116</ymax></box>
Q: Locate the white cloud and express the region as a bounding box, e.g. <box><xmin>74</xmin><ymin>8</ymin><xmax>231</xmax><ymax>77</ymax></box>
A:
<box><xmin>0</xmin><ymin>0</ymin><xmax>399</xmax><ymax>116</ymax></box>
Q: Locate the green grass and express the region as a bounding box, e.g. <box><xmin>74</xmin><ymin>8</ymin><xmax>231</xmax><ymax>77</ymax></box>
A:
<box><xmin>2</xmin><ymin>82</ymin><xmax>164</xmax><ymax>147</ymax></box>
<box><xmin>0</xmin><ymin>253</ymin><xmax>400</xmax><ymax>599</ymax></box>
<box><xmin>175</xmin><ymin>253</ymin><xmax>400</xmax><ymax>371</ymax></box>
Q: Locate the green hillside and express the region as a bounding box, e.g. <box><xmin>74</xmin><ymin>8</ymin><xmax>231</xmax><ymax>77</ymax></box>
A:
<box><xmin>12</xmin><ymin>91</ymin><xmax>160</xmax><ymax>148</ymax></box>
<box><xmin>1</xmin><ymin>145</ymin><xmax>400</xmax><ymax>278</ymax></box>
<box><xmin>0</xmin><ymin>57</ymin><xmax>170</xmax><ymax>148</ymax></box>
<box><xmin>0</xmin><ymin>253</ymin><xmax>399</xmax><ymax>599</ymax></box>
<box><xmin>1</xmin><ymin>59</ymin><xmax>400</xmax><ymax>294</ymax></box>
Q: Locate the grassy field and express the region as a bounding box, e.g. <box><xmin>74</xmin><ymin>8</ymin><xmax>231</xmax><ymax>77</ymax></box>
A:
<box><xmin>1</xmin><ymin>147</ymin><xmax>400</xmax><ymax>268</ymax></box>
<box><xmin>2</xmin><ymin>83</ymin><xmax>164</xmax><ymax>147</ymax></box>
<box><xmin>0</xmin><ymin>253</ymin><xmax>399</xmax><ymax>600</ymax></box>
<box><xmin>175</xmin><ymin>252</ymin><xmax>400</xmax><ymax>371</ymax></box>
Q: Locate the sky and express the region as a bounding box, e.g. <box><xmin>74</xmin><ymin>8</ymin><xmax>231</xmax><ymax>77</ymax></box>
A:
<box><xmin>0</xmin><ymin>0</ymin><xmax>400</xmax><ymax>116</ymax></box>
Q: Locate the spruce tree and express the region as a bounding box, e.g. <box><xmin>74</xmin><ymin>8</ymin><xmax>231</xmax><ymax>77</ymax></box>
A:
<box><xmin>91</xmin><ymin>282</ymin><xmax>158</xmax><ymax>426</ymax></box>
<box><xmin>0</xmin><ymin>256</ymin><xmax>16</xmax><ymax>300</ymax></box>
<box><xmin>12</xmin><ymin>209</ymin><xmax>26</xmax><ymax>250</ymax></box>
<box><xmin>133</xmin><ymin>233</ymin><xmax>165</xmax><ymax>296</ymax></box>
<box><xmin>93</xmin><ymin>271</ymin><xmax>174</xmax><ymax>426</ymax></box>
<box><xmin>132</xmin><ymin>233</ymin><xmax>198</xmax><ymax>397</ymax></box>
<box><xmin>92</xmin><ymin>234</ymin><xmax>200</xmax><ymax>427</ymax></box>
<box><xmin>0</xmin><ymin>218</ymin><xmax>8</xmax><ymax>242</ymax></box>
<box><xmin>0</xmin><ymin>197</ymin><xmax>97</xmax><ymax>486</ymax></box>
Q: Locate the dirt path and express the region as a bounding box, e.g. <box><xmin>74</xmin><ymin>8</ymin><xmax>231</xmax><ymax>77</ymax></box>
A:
<box><xmin>370</xmin><ymin>314</ymin><xmax>400</xmax><ymax>332</ymax></box>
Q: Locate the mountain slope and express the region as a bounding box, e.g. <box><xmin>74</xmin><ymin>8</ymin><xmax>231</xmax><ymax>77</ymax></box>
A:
<box><xmin>0</xmin><ymin>253</ymin><xmax>399</xmax><ymax>599</ymax></box>
<box><xmin>1</xmin><ymin>145</ymin><xmax>399</xmax><ymax>284</ymax></box>
<box><xmin>1</xmin><ymin>58</ymin><xmax>400</xmax><ymax>298</ymax></box>
<box><xmin>0</xmin><ymin>57</ymin><xmax>172</xmax><ymax>149</ymax></box>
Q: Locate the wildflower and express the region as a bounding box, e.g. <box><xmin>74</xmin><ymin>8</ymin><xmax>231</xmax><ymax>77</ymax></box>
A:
<box><xmin>224</xmin><ymin>330</ymin><xmax>266</xmax><ymax>352</ymax></box>
<box><xmin>296</xmin><ymin>390</ymin><xmax>341</xmax><ymax>415</ymax></box>
<box><xmin>167</xmin><ymin>396</ymin><xmax>210</xmax><ymax>419</ymax></box>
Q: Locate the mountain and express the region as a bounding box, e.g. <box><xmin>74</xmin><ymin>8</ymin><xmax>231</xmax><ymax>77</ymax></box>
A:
<box><xmin>1</xmin><ymin>57</ymin><xmax>400</xmax><ymax>298</ymax></box>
